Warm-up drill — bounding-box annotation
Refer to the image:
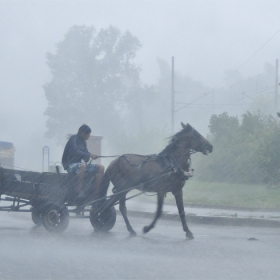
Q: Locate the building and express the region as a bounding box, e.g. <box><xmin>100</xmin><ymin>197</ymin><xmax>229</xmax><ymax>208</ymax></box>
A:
<box><xmin>86</xmin><ymin>136</ymin><xmax>103</xmax><ymax>164</ymax></box>
<box><xmin>0</xmin><ymin>141</ymin><xmax>15</xmax><ymax>169</ymax></box>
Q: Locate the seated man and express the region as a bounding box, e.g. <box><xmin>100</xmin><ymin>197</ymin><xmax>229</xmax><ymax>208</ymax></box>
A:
<box><xmin>62</xmin><ymin>124</ymin><xmax>104</xmax><ymax>200</ymax></box>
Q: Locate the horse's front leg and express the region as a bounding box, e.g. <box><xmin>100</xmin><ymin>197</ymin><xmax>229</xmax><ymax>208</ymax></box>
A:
<box><xmin>143</xmin><ymin>192</ymin><xmax>164</xmax><ymax>234</ymax></box>
<box><xmin>119</xmin><ymin>196</ymin><xmax>137</xmax><ymax>236</ymax></box>
<box><xmin>172</xmin><ymin>188</ymin><xmax>194</xmax><ymax>239</ymax></box>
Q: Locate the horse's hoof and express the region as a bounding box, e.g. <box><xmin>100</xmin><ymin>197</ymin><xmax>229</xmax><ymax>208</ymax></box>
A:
<box><xmin>130</xmin><ymin>231</ymin><xmax>137</xmax><ymax>237</ymax></box>
<box><xmin>143</xmin><ymin>226</ymin><xmax>150</xmax><ymax>234</ymax></box>
<box><xmin>186</xmin><ymin>231</ymin><xmax>194</xmax><ymax>240</ymax></box>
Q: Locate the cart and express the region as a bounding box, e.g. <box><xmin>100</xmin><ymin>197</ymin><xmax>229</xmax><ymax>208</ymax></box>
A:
<box><xmin>0</xmin><ymin>167</ymin><xmax>117</xmax><ymax>233</ymax></box>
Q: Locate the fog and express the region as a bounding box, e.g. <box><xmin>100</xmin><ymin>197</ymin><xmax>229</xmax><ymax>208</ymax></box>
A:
<box><xmin>1</xmin><ymin>0</ymin><xmax>280</xmax><ymax>171</ymax></box>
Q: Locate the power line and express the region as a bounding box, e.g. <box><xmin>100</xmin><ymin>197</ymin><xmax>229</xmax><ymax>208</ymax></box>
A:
<box><xmin>234</xmin><ymin>86</ymin><xmax>274</xmax><ymax>95</ymax></box>
<box><xmin>229</xmin><ymin>67</ymin><xmax>274</xmax><ymax>88</ymax></box>
<box><xmin>181</xmin><ymin>103</ymin><xmax>248</xmax><ymax>107</ymax></box>
<box><xmin>175</xmin><ymin>92</ymin><xmax>211</xmax><ymax>112</ymax></box>
<box><xmin>172</xmin><ymin>28</ymin><xmax>280</xmax><ymax>117</ymax></box>
<box><xmin>214</xmin><ymin>28</ymin><xmax>280</xmax><ymax>88</ymax></box>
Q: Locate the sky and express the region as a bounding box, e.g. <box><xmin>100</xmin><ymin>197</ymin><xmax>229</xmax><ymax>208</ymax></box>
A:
<box><xmin>1</xmin><ymin>0</ymin><xmax>280</xmax><ymax>171</ymax></box>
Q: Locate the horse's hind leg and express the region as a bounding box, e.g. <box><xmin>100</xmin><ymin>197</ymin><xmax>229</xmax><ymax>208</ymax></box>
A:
<box><xmin>119</xmin><ymin>196</ymin><xmax>137</xmax><ymax>236</ymax></box>
<box><xmin>173</xmin><ymin>188</ymin><xmax>194</xmax><ymax>239</ymax></box>
<box><xmin>143</xmin><ymin>192</ymin><xmax>164</xmax><ymax>234</ymax></box>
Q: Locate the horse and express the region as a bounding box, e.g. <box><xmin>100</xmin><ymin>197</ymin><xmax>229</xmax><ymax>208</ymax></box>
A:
<box><xmin>97</xmin><ymin>122</ymin><xmax>213</xmax><ymax>239</ymax></box>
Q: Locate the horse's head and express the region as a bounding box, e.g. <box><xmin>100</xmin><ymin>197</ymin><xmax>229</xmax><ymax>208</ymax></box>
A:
<box><xmin>176</xmin><ymin>122</ymin><xmax>213</xmax><ymax>155</ymax></box>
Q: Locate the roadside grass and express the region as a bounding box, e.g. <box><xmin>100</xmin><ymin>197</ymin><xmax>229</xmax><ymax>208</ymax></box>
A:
<box><xmin>133</xmin><ymin>180</ymin><xmax>280</xmax><ymax>210</ymax></box>
<box><xmin>177</xmin><ymin>180</ymin><xmax>280</xmax><ymax>209</ymax></box>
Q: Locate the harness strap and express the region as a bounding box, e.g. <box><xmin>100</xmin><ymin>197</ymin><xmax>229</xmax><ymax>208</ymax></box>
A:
<box><xmin>95</xmin><ymin>155</ymin><xmax>120</xmax><ymax>158</ymax></box>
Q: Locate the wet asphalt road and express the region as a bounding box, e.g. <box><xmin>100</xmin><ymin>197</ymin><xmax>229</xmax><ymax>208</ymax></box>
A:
<box><xmin>0</xmin><ymin>211</ymin><xmax>280</xmax><ymax>280</ymax></box>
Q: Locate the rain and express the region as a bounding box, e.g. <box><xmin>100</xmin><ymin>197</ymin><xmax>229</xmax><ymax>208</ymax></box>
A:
<box><xmin>1</xmin><ymin>1</ymin><xmax>280</xmax><ymax>279</ymax></box>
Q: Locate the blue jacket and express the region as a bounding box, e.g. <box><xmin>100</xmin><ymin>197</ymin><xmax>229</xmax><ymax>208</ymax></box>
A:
<box><xmin>62</xmin><ymin>134</ymin><xmax>91</xmax><ymax>170</ymax></box>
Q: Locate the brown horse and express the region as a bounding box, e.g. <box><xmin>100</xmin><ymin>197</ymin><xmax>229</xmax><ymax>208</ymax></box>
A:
<box><xmin>98</xmin><ymin>122</ymin><xmax>213</xmax><ymax>239</ymax></box>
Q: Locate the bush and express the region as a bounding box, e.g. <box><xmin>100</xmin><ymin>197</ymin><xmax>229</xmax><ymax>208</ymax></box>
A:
<box><xmin>193</xmin><ymin>111</ymin><xmax>280</xmax><ymax>185</ymax></box>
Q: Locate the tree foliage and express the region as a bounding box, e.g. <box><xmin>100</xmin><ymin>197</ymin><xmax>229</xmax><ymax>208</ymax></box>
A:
<box><xmin>44</xmin><ymin>25</ymin><xmax>142</xmax><ymax>145</ymax></box>
<box><xmin>194</xmin><ymin>111</ymin><xmax>280</xmax><ymax>186</ymax></box>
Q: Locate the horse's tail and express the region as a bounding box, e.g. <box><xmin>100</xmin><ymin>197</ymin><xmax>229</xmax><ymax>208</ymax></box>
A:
<box><xmin>98</xmin><ymin>156</ymin><xmax>123</xmax><ymax>199</ymax></box>
<box><xmin>99</xmin><ymin>158</ymin><xmax>120</xmax><ymax>199</ymax></box>
<box><xmin>99</xmin><ymin>169</ymin><xmax>111</xmax><ymax>199</ymax></box>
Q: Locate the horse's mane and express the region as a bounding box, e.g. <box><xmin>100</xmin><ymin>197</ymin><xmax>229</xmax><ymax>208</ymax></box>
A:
<box><xmin>158</xmin><ymin>127</ymin><xmax>189</xmax><ymax>157</ymax></box>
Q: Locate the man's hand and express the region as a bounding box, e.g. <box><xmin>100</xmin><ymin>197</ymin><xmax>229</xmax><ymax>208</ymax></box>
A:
<box><xmin>91</xmin><ymin>154</ymin><xmax>99</xmax><ymax>160</ymax></box>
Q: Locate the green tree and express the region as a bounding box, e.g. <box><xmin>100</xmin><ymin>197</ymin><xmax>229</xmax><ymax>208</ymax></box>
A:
<box><xmin>194</xmin><ymin>111</ymin><xmax>279</xmax><ymax>184</ymax></box>
<box><xmin>253</xmin><ymin>114</ymin><xmax>280</xmax><ymax>186</ymax></box>
<box><xmin>208</xmin><ymin>112</ymin><xmax>239</xmax><ymax>140</ymax></box>
<box><xmin>44</xmin><ymin>25</ymin><xmax>142</xmax><ymax>145</ymax></box>
<box><xmin>195</xmin><ymin>112</ymin><xmax>243</xmax><ymax>183</ymax></box>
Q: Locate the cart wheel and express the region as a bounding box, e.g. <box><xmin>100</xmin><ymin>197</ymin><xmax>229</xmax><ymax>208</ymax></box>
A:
<box><xmin>42</xmin><ymin>204</ymin><xmax>69</xmax><ymax>233</ymax></box>
<box><xmin>90</xmin><ymin>205</ymin><xmax>116</xmax><ymax>232</ymax></box>
<box><xmin>31</xmin><ymin>208</ymin><xmax>42</xmax><ymax>226</ymax></box>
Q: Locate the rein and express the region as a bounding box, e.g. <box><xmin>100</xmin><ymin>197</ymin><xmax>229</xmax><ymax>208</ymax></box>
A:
<box><xmin>96</xmin><ymin>153</ymin><xmax>155</xmax><ymax>158</ymax></box>
<box><xmin>95</xmin><ymin>155</ymin><xmax>120</xmax><ymax>158</ymax></box>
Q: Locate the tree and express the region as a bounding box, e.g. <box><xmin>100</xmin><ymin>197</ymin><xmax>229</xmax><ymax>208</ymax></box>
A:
<box><xmin>253</xmin><ymin>114</ymin><xmax>280</xmax><ymax>186</ymax></box>
<box><xmin>44</xmin><ymin>25</ymin><xmax>142</xmax><ymax>146</ymax></box>
<box><xmin>194</xmin><ymin>111</ymin><xmax>280</xmax><ymax>185</ymax></box>
<box><xmin>194</xmin><ymin>112</ymin><xmax>244</xmax><ymax>183</ymax></box>
<box><xmin>208</xmin><ymin>112</ymin><xmax>239</xmax><ymax>140</ymax></box>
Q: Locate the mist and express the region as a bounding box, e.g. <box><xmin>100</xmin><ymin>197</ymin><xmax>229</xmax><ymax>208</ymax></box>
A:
<box><xmin>1</xmin><ymin>0</ymin><xmax>280</xmax><ymax>171</ymax></box>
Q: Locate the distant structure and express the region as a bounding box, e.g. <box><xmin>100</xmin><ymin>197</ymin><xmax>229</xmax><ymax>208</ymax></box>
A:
<box><xmin>0</xmin><ymin>141</ymin><xmax>15</xmax><ymax>169</ymax></box>
<box><xmin>87</xmin><ymin>136</ymin><xmax>103</xmax><ymax>164</ymax></box>
<box><xmin>42</xmin><ymin>146</ymin><xmax>50</xmax><ymax>172</ymax></box>
<box><xmin>48</xmin><ymin>162</ymin><xmax>62</xmax><ymax>173</ymax></box>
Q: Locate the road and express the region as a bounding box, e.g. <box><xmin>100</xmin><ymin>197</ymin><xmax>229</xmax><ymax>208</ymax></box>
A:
<box><xmin>0</xmin><ymin>211</ymin><xmax>279</xmax><ymax>280</ymax></box>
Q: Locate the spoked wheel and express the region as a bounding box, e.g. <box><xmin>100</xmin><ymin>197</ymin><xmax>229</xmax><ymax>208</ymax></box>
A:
<box><xmin>90</xmin><ymin>205</ymin><xmax>116</xmax><ymax>232</ymax></box>
<box><xmin>42</xmin><ymin>203</ymin><xmax>69</xmax><ymax>233</ymax></box>
<box><xmin>31</xmin><ymin>207</ymin><xmax>42</xmax><ymax>226</ymax></box>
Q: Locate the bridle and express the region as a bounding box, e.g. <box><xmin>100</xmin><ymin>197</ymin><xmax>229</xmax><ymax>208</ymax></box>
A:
<box><xmin>175</xmin><ymin>142</ymin><xmax>198</xmax><ymax>156</ymax></box>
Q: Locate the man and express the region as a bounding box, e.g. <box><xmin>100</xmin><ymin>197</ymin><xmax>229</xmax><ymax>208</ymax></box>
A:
<box><xmin>62</xmin><ymin>124</ymin><xmax>104</xmax><ymax>200</ymax></box>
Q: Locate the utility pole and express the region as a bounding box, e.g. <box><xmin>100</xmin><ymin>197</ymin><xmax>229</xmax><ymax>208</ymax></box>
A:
<box><xmin>211</xmin><ymin>89</ymin><xmax>215</xmax><ymax>115</ymax></box>
<box><xmin>275</xmin><ymin>59</ymin><xmax>279</xmax><ymax>113</ymax></box>
<box><xmin>171</xmin><ymin>56</ymin><xmax>175</xmax><ymax>134</ymax></box>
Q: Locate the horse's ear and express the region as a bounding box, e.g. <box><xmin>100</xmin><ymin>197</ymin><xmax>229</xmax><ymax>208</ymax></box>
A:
<box><xmin>181</xmin><ymin>122</ymin><xmax>192</xmax><ymax>132</ymax></box>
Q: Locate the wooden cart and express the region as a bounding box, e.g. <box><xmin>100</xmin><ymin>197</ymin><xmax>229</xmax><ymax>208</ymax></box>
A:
<box><xmin>0</xmin><ymin>167</ymin><xmax>116</xmax><ymax>233</ymax></box>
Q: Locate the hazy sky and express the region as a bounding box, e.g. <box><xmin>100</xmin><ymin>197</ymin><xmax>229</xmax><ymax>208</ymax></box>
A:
<box><xmin>1</xmin><ymin>0</ymin><xmax>280</xmax><ymax>170</ymax></box>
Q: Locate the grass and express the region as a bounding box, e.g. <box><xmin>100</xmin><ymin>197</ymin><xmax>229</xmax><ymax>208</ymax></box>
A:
<box><xmin>133</xmin><ymin>180</ymin><xmax>280</xmax><ymax>210</ymax></box>
<box><xmin>181</xmin><ymin>180</ymin><xmax>280</xmax><ymax>209</ymax></box>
